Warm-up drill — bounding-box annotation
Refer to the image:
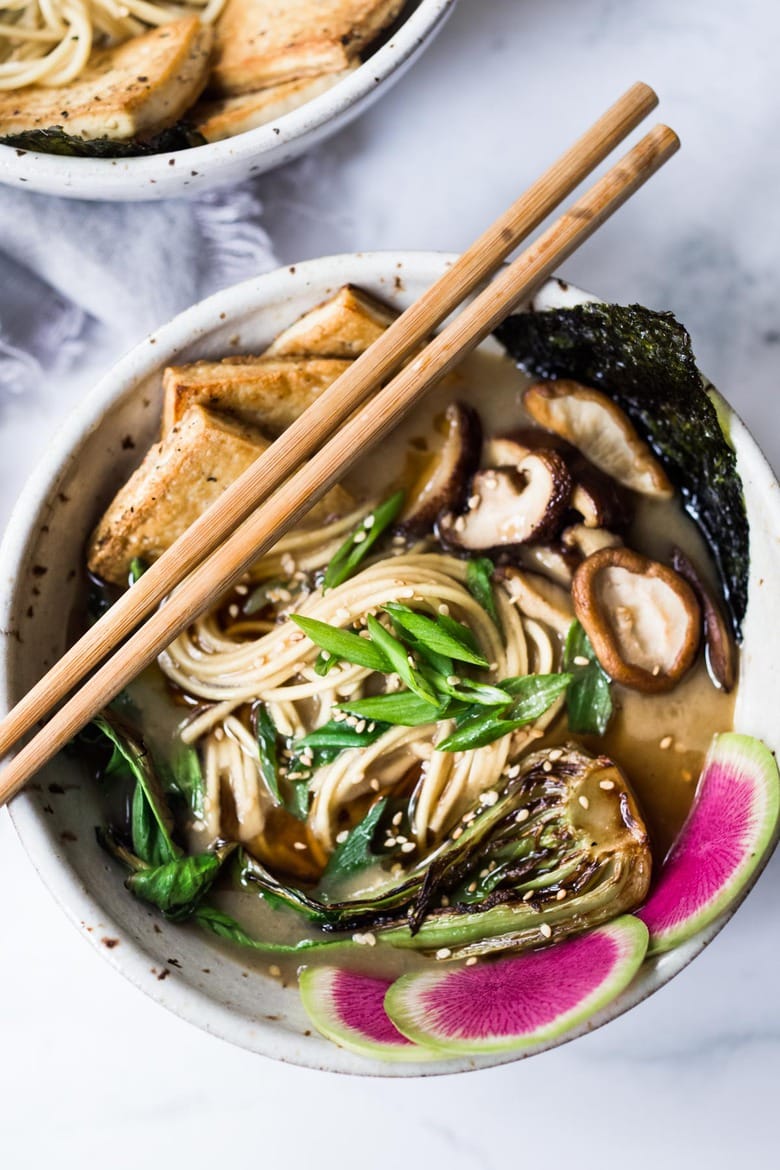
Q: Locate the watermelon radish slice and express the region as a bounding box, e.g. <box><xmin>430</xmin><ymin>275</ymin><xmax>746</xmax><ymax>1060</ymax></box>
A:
<box><xmin>638</xmin><ymin>732</ymin><xmax>780</xmax><ymax>954</ymax></box>
<box><xmin>384</xmin><ymin>916</ymin><xmax>648</xmax><ymax>1055</ymax></box>
<box><xmin>299</xmin><ymin>966</ymin><xmax>441</xmax><ymax>1062</ymax></box>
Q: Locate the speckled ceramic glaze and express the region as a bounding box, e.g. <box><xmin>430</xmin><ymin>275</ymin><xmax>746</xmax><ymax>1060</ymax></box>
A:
<box><xmin>1</xmin><ymin>252</ymin><xmax>777</xmax><ymax>1075</ymax></box>
<box><xmin>0</xmin><ymin>1</ymin><xmax>456</xmax><ymax>201</ymax></box>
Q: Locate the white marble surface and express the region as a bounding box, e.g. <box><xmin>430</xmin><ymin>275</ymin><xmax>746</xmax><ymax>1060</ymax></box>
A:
<box><xmin>1</xmin><ymin>0</ymin><xmax>779</xmax><ymax>1164</ymax></box>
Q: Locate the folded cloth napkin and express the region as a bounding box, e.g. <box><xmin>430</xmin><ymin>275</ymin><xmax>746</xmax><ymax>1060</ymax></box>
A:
<box><xmin>0</xmin><ymin>184</ymin><xmax>277</xmax><ymax>404</ymax></box>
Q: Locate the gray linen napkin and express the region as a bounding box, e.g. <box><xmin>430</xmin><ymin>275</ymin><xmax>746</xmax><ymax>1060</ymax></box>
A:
<box><xmin>0</xmin><ymin>185</ymin><xmax>277</xmax><ymax>403</ymax></box>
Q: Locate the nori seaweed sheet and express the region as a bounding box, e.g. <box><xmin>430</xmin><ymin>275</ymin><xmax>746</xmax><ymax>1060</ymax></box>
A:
<box><xmin>494</xmin><ymin>302</ymin><xmax>749</xmax><ymax>638</ymax></box>
<box><xmin>0</xmin><ymin>123</ymin><xmax>206</xmax><ymax>158</ymax></box>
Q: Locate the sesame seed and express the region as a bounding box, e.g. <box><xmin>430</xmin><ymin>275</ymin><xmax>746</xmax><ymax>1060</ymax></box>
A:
<box><xmin>573</xmin><ymin>655</ymin><xmax>589</xmax><ymax>667</ymax></box>
<box><xmin>451</xmin><ymin>827</ymin><xmax>463</xmax><ymax>840</ymax></box>
<box><xmin>440</xmin><ymin>895</ymin><xmax>450</xmax><ymax>907</ymax></box>
<box><xmin>353</xmin><ymin>531</ymin><xmax>367</xmax><ymax>544</ymax></box>
<box><xmin>355</xmin><ymin>719</ymin><xmax>366</xmax><ymax>733</ymax></box>
<box><xmin>522</xmin><ymin>890</ymin><xmax>535</xmax><ymax>902</ymax></box>
<box><xmin>385</xmin><ymin>837</ymin><xmax>397</xmax><ymax>848</ymax></box>
<box><xmin>556</xmin><ymin>889</ymin><xmax>567</xmax><ymax>901</ymax></box>
<box><xmin>515</xmin><ymin>808</ymin><xmax>530</xmax><ymax>823</ymax></box>
<box><xmin>681</xmin><ymin>769</ymin><xmax>693</xmax><ymax>781</ymax></box>
<box><xmin>369</xmin><ymin>779</ymin><xmax>381</xmax><ymax>792</ymax></box>
<box><xmin>446</xmin><ymin>675</ymin><xmax>460</xmax><ymax>686</ymax></box>
<box><xmin>435</xmin><ymin>948</ymin><xmax>452</xmax><ymax>960</ymax></box>
<box><xmin>438</xmin><ymin>603</ymin><xmax>450</xmax><ymax>616</ymax></box>
<box><xmin>293</xmin><ymin>841</ymin><xmax>307</xmax><ymax>851</ymax></box>
<box><xmin>320</xmin><ymin>649</ymin><xmax>331</xmax><ymax>661</ymax></box>
<box><xmin>453</xmin><ymin>516</ymin><xmax>466</xmax><ymax>533</ymax></box>
<box><xmin>482</xmin><ymin>790</ymin><xmax>499</xmax><ymax>806</ymax></box>
<box><xmin>599</xmin><ymin>779</ymin><xmax>615</xmax><ymax>790</ymax></box>
<box><xmin>652</xmin><ymin>664</ymin><xmax>661</xmax><ymax>676</ymax></box>
<box><xmin>507</xmin><ymin>764</ymin><xmax>520</xmax><ymax>779</ymax></box>
<box><xmin>467</xmin><ymin>881</ymin><xmax>477</xmax><ymax>893</ymax></box>
<box><xmin>392</xmin><ymin>811</ymin><xmax>403</xmax><ymax>827</ymax></box>
<box><xmin>235</xmin><ymin>584</ymin><xmax>249</xmax><ymax>596</ymax></box>
<box><xmin>363</xmin><ymin>514</ymin><xmax>375</xmax><ymax>528</ymax></box>
<box><xmin>269</xmin><ymin>964</ymin><xmax>282</xmax><ymax>977</ymax></box>
<box><xmin>542</xmin><ymin>761</ymin><xmax>553</xmax><ymax>773</ymax></box>
<box><xmin>578</xmin><ymin>795</ymin><xmax>590</xmax><ymax>809</ymax></box>
<box><xmin>465</xmin><ymin>957</ymin><xmax>478</xmax><ymax>966</ymax></box>
<box><xmin>659</xmin><ymin>735</ymin><xmax>673</xmax><ymax>750</ymax></box>
<box><xmin>549</xmin><ymin>748</ymin><xmax>563</xmax><ymax>761</ymax></box>
<box><xmin>335</xmin><ymin>829</ymin><xmax>349</xmax><ymax>844</ymax></box>
<box><xmin>401</xmin><ymin>841</ymin><xmax>416</xmax><ymax>854</ymax></box>
<box><xmin>540</xmin><ymin>923</ymin><xmax>552</xmax><ymax>939</ymax></box>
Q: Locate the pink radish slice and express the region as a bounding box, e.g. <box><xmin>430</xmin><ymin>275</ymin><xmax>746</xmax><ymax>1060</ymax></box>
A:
<box><xmin>384</xmin><ymin>916</ymin><xmax>648</xmax><ymax>1056</ymax></box>
<box><xmin>299</xmin><ymin>966</ymin><xmax>441</xmax><ymax>1062</ymax></box>
<box><xmin>638</xmin><ymin>732</ymin><xmax>780</xmax><ymax>954</ymax></box>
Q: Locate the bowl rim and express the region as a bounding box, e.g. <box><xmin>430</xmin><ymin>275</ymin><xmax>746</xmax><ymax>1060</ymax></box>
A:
<box><xmin>1</xmin><ymin>249</ymin><xmax>778</xmax><ymax>1076</ymax></box>
<box><xmin>0</xmin><ymin>0</ymin><xmax>456</xmax><ymax>197</ymax></box>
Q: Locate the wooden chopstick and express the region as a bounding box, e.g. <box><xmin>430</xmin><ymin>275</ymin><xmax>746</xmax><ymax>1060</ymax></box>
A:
<box><xmin>0</xmin><ymin>121</ymin><xmax>678</xmax><ymax>805</ymax></box>
<box><xmin>0</xmin><ymin>83</ymin><xmax>657</xmax><ymax>765</ymax></box>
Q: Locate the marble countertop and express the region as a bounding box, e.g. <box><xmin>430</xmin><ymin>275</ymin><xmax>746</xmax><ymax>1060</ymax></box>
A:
<box><xmin>1</xmin><ymin>0</ymin><xmax>778</xmax><ymax>1165</ymax></box>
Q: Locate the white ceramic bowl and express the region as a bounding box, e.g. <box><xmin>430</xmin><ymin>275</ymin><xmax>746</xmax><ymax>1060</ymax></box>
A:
<box><xmin>0</xmin><ymin>1</ymin><xmax>455</xmax><ymax>202</ymax></box>
<box><xmin>1</xmin><ymin>252</ymin><xmax>778</xmax><ymax>1076</ymax></box>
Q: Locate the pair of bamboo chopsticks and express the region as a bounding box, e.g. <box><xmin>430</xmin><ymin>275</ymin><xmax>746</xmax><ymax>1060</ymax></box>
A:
<box><xmin>0</xmin><ymin>83</ymin><xmax>678</xmax><ymax>805</ymax></box>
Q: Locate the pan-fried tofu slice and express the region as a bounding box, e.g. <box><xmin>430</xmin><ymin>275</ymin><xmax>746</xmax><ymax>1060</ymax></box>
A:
<box><xmin>265</xmin><ymin>285</ymin><xmax>397</xmax><ymax>359</ymax></box>
<box><xmin>0</xmin><ymin>18</ymin><xmax>213</xmax><ymax>141</ymax></box>
<box><xmin>212</xmin><ymin>0</ymin><xmax>404</xmax><ymax>95</ymax></box>
<box><xmin>194</xmin><ymin>66</ymin><xmax>356</xmax><ymax>142</ymax></box>
<box><xmin>88</xmin><ymin>405</ymin><xmax>353</xmax><ymax>586</ymax></box>
<box><xmin>161</xmin><ymin>357</ymin><xmax>352</xmax><ymax>436</ymax></box>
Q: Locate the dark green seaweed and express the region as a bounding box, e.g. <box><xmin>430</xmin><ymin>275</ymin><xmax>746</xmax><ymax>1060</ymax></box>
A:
<box><xmin>494</xmin><ymin>302</ymin><xmax>749</xmax><ymax>637</ymax></box>
<box><xmin>0</xmin><ymin>123</ymin><xmax>206</xmax><ymax>158</ymax></box>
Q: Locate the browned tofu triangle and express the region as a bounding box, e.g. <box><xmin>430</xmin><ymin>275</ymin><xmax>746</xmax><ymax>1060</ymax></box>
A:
<box><xmin>194</xmin><ymin>67</ymin><xmax>357</xmax><ymax>143</ymax></box>
<box><xmin>161</xmin><ymin>357</ymin><xmax>353</xmax><ymax>436</ymax></box>
<box><xmin>212</xmin><ymin>0</ymin><xmax>405</xmax><ymax>95</ymax></box>
<box><xmin>0</xmin><ymin>17</ymin><xmax>213</xmax><ymax>141</ymax></box>
<box><xmin>88</xmin><ymin>406</ymin><xmax>353</xmax><ymax>586</ymax></box>
<box><xmin>265</xmin><ymin>284</ymin><xmax>397</xmax><ymax>358</ymax></box>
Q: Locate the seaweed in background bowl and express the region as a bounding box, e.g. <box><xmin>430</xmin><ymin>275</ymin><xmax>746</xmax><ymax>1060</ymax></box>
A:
<box><xmin>494</xmin><ymin>302</ymin><xmax>749</xmax><ymax>637</ymax></box>
<box><xmin>0</xmin><ymin>122</ymin><xmax>206</xmax><ymax>158</ymax></box>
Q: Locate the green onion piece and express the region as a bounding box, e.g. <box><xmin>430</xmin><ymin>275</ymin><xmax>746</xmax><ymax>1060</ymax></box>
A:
<box><xmin>383</xmin><ymin>602</ymin><xmax>488</xmax><ymax>667</ymax></box>
<box><xmin>253</xmin><ymin>703</ymin><xmax>281</xmax><ymax>803</ymax></box>
<box><xmin>323</xmin><ymin>491</ymin><xmax>405</xmax><ymax>590</ymax></box>
<box><xmin>337</xmin><ymin>691</ymin><xmax>453</xmax><ymax>726</ymax></box>
<box><xmin>366</xmin><ymin>615</ymin><xmax>441</xmax><ymax>707</ymax></box>
<box><xmin>563</xmin><ymin>621</ymin><xmax>613</xmax><ymax>735</ymax></box>
<box><xmin>291</xmin><ymin>615</ymin><xmax>390</xmax><ymax>673</ymax></box>
<box><xmin>128</xmin><ymin>557</ymin><xmax>147</xmax><ymax>585</ymax></box>
<box><xmin>320</xmin><ymin>799</ymin><xmax>387</xmax><ymax>884</ymax></box>
<box><xmin>437</xmin><ymin>673</ymin><xmax>572</xmax><ymax>751</ymax></box>
<box><xmin>466</xmin><ymin>557</ymin><xmax>503</xmax><ymax>636</ymax></box>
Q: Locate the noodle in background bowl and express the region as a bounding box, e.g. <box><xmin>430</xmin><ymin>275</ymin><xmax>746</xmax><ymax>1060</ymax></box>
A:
<box><xmin>1</xmin><ymin>252</ymin><xmax>778</xmax><ymax>1075</ymax></box>
<box><xmin>0</xmin><ymin>0</ymin><xmax>455</xmax><ymax>201</ymax></box>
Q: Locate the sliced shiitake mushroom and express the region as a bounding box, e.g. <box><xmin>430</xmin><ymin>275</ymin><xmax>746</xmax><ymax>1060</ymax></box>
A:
<box><xmin>562</xmin><ymin>523</ymin><xmax>623</xmax><ymax>561</ymax></box>
<box><xmin>671</xmin><ymin>546</ymin><xmax>737</xmax><ymax>693</ymax></box>
<box><xmin>513</xmin><ymin>542</ymin><xmax>578</xmax><ymax>587</ymax></box>
<box><xmin>572</xmin><ymin>547</ymin><xmax>701</xmax><ymax>693</ymax></box>
<box><xmin>569</xmin><ymin>462</ymin><xmax>629</xmax><ymax>530</ymax></box>
<box><xmin>523</xmin><ymin>380</ymin><xmax>673</xmax><ymax>499</ymax></box>
<box><xmin>397</xmin><ymin>402</ymin><xmax>482</xmax><ymax>537</ymax></box>
<box><xmin>498</xmin><ymin>566</ymin><xmax>575</xmax><ymax>635</ymax></box>
<box><xmin>438</xmin><ymin>450</ymin><xmax>572</xmax><ymax>555</ymax></box>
